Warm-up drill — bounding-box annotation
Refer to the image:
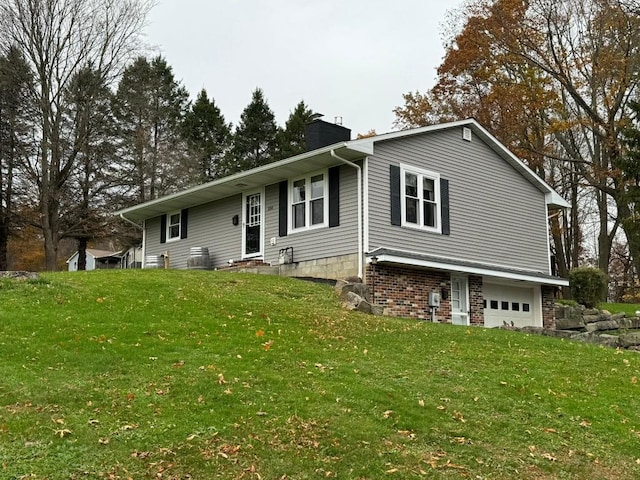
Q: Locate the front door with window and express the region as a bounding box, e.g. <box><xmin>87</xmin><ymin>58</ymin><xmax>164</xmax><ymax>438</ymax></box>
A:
<box><xmin>243</xmin><ymin>192</ymin><xmax>262</xmax><ymax>258</ymax></box>
<box><xmin>451</xmin><ymin>276</ymin><xmax>469</xmax><ymax>325</ymax></box>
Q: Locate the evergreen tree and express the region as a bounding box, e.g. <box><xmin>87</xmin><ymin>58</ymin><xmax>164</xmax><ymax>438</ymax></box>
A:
<box><xmin>230</xmin><ymin>88</ymin><xmax>277</xmax><ymax>173</ymax></box>
<box><xmin>113</xmin><ymin>56</ymin><xmax>190</xmax><ymax>204</ymax></box>
<box><xmin>275</xmin><ymin>100</ymin><xmax>314</xmax><ymax>160</ymax></box>
<box><xmin>62</xmin><ymin>66</ymin><xmax>118</xmax><ymax>270</ymax></box>
<box><xmin>182</xmin><ymin>89</ymin><xmax>232</xmax><ymax>182</ymax></box>
<box><xmin>620</xmin><ymin>100</ymin><xmax>640</xmax><ymax>279</ymax></box>
<box><xmin>0</xmin><ymin>46</ymin><xmax>32</xmax><ymax>270</ymax></box>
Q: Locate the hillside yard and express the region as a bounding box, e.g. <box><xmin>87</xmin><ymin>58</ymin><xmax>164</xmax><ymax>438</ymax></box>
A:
<box><xmin>1</xmin><ymin>270</ymin><xmax>640</xmax><ymax>479</ymax></box>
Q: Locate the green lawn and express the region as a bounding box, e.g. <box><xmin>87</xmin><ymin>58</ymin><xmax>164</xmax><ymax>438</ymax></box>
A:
<box><xmin>1</xmin><ymin>270</ymin><xmax>640</xmax><ymax>479</ymax></box>
<box><xmin>600</xmin><ymin>302</ymin><xmax>640</xmax><ymax>317</ymax></box>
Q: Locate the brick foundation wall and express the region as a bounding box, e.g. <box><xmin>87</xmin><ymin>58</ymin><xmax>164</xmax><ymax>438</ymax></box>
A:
<box><xmin>365</xmin><ymin>264</ymin><xmax>451</xmax><ymax>321</ymax></box>
<box><xmin>469</xmin><ymin>275</ymin><xmax>484</xmax><ymax>326</ymax></box>
<box><xmin>542</xmin><ymin>285</ymin><xmax>556</xmax><ymax>329</ymax></box>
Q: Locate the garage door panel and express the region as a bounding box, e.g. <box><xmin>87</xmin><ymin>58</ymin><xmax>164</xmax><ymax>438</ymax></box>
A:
<box><xmin>483</xmin><ymin>284</ymin><xmax>537</xmax><ymax>328</ymax></box>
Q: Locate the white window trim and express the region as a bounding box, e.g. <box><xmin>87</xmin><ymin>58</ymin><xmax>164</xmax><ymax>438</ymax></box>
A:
<box><xmin>166</xmin><ymin>211</ymin><xmax>181</xmax><ymax>242</ymax></box>
<box><xmin>289</xmin><ymin>169</ymin><xmax>329</xmax><ymax>233</ymax></box>
<box><xmin>400</xmin><ymin>163</ymin><xmax>442</xmax><ymax>234</ymax></box>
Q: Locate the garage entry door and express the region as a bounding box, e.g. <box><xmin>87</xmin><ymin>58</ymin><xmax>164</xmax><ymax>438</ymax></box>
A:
<box><xmin>483</xmin><ymin>283</ymin><xmax>538</xmax><ymax>328</ymax></box>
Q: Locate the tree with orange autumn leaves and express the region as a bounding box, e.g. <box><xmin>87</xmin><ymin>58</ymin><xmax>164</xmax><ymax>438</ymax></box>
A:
<box><xmin>396</xmin><ymin>0</ymin><xmax>640</xmax><ymax>285</ymax></box>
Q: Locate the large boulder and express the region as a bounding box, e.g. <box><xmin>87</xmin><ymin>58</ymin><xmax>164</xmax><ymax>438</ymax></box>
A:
<box><xmin>585</xmin><ymin>320</ymin><xmax>619</xmax><ymax>333</ymax></box>
<box><xmin>619</xmin><ymin>332</ymin><xmax>640</xmax><ymax>349</ymax></box>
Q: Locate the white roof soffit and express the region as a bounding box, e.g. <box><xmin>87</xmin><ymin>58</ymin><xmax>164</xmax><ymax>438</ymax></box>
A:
<box><xmin>367</xmin><ymin>249</ymin><xmax>569</xmax><ymax>287</ymax></box>
<box><xmin>350</xmin><ymin>118</ymin><xmax>570</xmax><ymax>210</ymax></box>
<box><xmin>117</xmin><ymin>143</ymin><xmax>371</xmax><ymax>222</ymax></box>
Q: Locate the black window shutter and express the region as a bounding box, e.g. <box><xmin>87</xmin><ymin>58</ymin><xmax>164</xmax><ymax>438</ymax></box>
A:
<box><xmin>278</xmin><ymin>180</ymin><xmax>288</xmax><ymax>237</ymax></box>
<box><xmin>441</xmin><ymin>178</ymin><xmax>450</xmax><ymax>235</ymax></box>
<box><xmin>328</xmin><ymin>166</ymin><xmax>340</xmax><ymax>227</ymax></box>
<box><xmin>180</xmin><ymin>208</ymin><xmax>188</xmax><ymax>239</ymax></box>
<box><xmin>160</xmin><ymin>214</ymin><xmax>167</xmax><ymax>244</ymax></box>
<box><xmin>390</xmin><ymin>165</ymin><xmax>401</xmax><ymax>226</ymax></box>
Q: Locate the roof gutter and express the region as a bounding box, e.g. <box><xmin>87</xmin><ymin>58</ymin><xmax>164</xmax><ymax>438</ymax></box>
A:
<box><xmin>331</xmin><ymin>149</ymin><xmax>364</xmax><ymax>280</ymax></box>
<box><xmin>119</xmin><ymin>213</ymin><xmax>143</xmax><ymax>229</ymax></box>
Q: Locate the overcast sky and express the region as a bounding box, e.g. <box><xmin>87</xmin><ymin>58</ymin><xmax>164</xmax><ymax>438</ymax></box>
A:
<box><xmin>144</xmin><ymin>1</ymin><xmax>466</xmax><ymax>137</ymax></box>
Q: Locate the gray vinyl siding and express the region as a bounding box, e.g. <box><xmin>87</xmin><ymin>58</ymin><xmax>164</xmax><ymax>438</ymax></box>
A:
<box><xmin>263</xmin><ymin>164</ymin><xmax>359</xmax><ymax>264</ymax></box>
<box><xmin>145</xmin><ymin>194</ymin><xmax>244</xmax><ymax>269</ymax></box>
<box><xmin>367</xmin><ymin>127</ymin><xmax>551</xmax><ymax>273</ymax></box>
<box><xmin>144</xmin><ymin>164</ymin><xmax>359</xmax><ymax>269</ymax></box>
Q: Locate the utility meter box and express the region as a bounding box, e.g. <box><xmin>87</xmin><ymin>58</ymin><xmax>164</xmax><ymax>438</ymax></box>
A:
<box><xmin>428</xmin><ymin>291</ymin><xmax>441</xmax><ymax>307</ymax></box>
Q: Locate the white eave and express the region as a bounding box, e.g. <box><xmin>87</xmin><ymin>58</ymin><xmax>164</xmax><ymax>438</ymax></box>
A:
<box><xmin>117</xmin><ymin>142</ymin><xmax>372</xmax><ymax>223</ymax></box>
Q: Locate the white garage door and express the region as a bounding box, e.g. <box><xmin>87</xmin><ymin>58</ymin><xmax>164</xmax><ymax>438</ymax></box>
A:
<box><xmin>483</xmin><ymin>283</ymin><xmax>538</xmax><ymax>328</ymax></box>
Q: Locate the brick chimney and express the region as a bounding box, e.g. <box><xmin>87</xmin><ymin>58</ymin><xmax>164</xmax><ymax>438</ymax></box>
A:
<box><xmin>305</xmin><ymin>117</ymin><xmax>351</xmax><ymax>151</ymax></box>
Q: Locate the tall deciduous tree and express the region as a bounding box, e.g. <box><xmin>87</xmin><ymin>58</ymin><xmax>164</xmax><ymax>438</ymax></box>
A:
<box><xmin>0</xmin><ymin>0</ymin><xmax>152</xmax><ymax>270</ymax></box>
<box><xmin>182</xmin><ymin>88</ymin><xmax>232</xmax><ymax>182</ymax></box>
<box><xmin>0</xmin><ymin>46</ymin><xmax>32</xmax><ymax>270</ymax></box>
<box><xmin>231</xmin><ymin>88</ymin><xmax>277</xmax><ymax>173</ymax></box>
<box><xmin>113</xmin><ymin>56</ymin><xmax>190</xmax><ymax>204</ymax></box>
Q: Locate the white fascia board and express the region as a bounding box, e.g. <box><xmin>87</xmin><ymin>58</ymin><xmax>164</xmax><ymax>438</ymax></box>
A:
<box><xmin>368</xmin><ymin>253</ymin><xmax>570</xmax><ymax>287</ymax></box>
<box><xmin>546</xmin><ymin>191</ymin><xmax>571</xmax><ymax>209</ymax></box>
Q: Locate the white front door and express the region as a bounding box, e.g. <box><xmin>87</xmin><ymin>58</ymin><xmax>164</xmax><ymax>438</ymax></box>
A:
<box><xmin>451</xmin><ymin>276</ymin><xmax>469</xmax><ymax>325</ymax></box>
<box><xmin>242</xmin><ymin>191</ymin><xmax>263</xmax><ymax>258</ymax></box>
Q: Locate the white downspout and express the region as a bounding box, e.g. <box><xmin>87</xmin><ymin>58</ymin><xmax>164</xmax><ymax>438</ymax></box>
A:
<box><xmin>331</xmin><ymin>150</ymin><xmax>363</xmax><ymax>280</ymax></box>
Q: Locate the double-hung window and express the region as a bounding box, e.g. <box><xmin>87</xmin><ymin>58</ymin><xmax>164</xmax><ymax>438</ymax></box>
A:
<box><xmin>167</xmin><ymin>211</ymin><xmax>181</xmax><ymax>241</ymax></box>
<box><xmin>291</xmin><ymin>171</ymin><xmax>327</xmax><ymax>231</ymax></box>
<box><xmin>400</xmin><ymin>164</ymin><xmax>441</xmax><ymax>232</ymax></box>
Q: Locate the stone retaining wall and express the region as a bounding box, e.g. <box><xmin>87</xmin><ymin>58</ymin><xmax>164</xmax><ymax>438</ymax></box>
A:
<box><xmin>502</xmin><ymin>304</ymin><xmax>640</xmax><ymax>351</ymax></box>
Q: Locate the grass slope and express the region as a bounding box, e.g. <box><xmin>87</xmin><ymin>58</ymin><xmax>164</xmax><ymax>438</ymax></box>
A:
<box><xmin>1</xmin><ymin>270</ymin><xmax>640</xmax><ymax>479</ymax></box>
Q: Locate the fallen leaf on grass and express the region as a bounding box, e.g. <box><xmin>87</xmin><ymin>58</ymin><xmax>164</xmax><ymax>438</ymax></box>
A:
<box><xmin>382</xmin><ymin>410</ymin><xmax>394</xmax><ymax>419</ymax></box>
<box><xmin>172</xmin><ymin>360</ymin><xmax>185</xmax><ymax>368</ymax></box>
<box><xmin>632</xmin><ymin>376</ymin><xmax>638</xmax><ymax>385</ymax></box>
<box><xmin>98</xmin><ymin>437</ymin><xmax>109</xmax><ymax>445</ymax></box>
<box><xmin>263</xmin><ymin>340</ymin><xmax>273</xmax><ymax>351</ymax></box>
<box><xmin>255</xmin><ymin>330</ymin><xmax>265</xmax><ymax>337</ymax></box>
<box><xmin>542</xmin><ymin>452</ymin><xmax>557</xmax><ymax>461</ymax></box>
<box><xmin>542</xmin><ymin>427</ymin><xmax>557</xmax><ymax>433</ymax></box>
<box><xmin>453</xmin><ymin>411</ymin><xmax>466</xmax><ymax>423</ymax></box>
<box><xmin>131</xmin><ymin>451</ymin><xmax>150</xmax><ymax>459</ymax></box>
<box><xmin>54</xmin><ymin>429</ymin><xmax>72</xmax><ymax>438</ymax></box>
<box><xmin>218</xmin><ymin>373</ymin><xmax>227</xmax><ymax>385</ymax></box>
<box><xmin>580</xmin><ymin>420</ymin><xmax>591</xmax><ymax>427</ymax></box>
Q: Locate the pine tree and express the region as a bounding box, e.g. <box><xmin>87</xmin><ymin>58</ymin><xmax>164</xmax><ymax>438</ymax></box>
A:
<box><xmin>113</xmin><ymin>56</ymin><xmax>190</xmax><ymax>204</ymax></box>
<box><xmin>0</xmin><ymin>46</ymin><xmax>33</xmax><ymax>270</ymax></box>
<box><xmin>275</xmin><ymin>100</ymin><xmax>314</xmax><ymax>160</ymax></box>
<box><xmin>62</xmin><ymin>66</ymin><xmax>118</xmax><ymax>270</ymax></box>
<box><xmin>231</xmin><ymin>88</ymin><xmax>277</xmax><ymax>173</ymax></box>
<box><xmin>182</xmin><ymin>89</ymin><xmax>232</xmax><ymax>182</ymax></box>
